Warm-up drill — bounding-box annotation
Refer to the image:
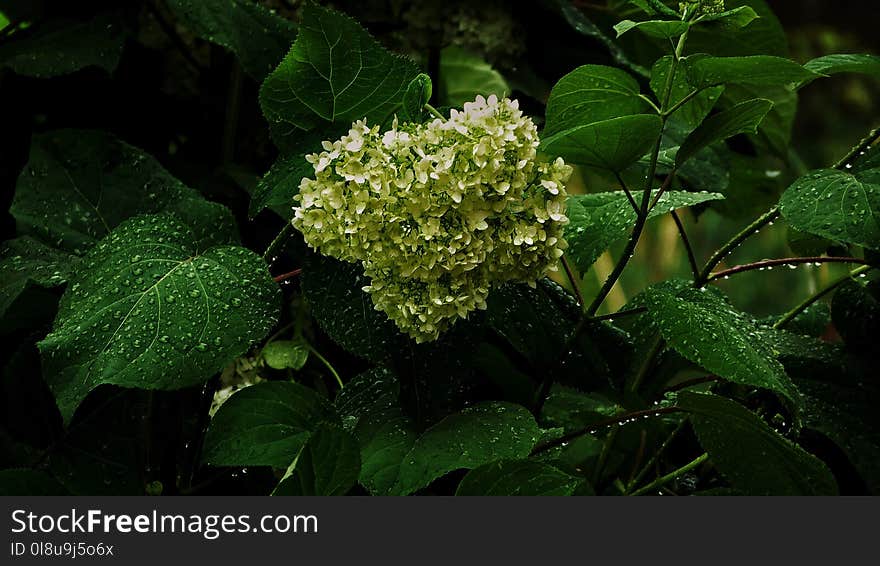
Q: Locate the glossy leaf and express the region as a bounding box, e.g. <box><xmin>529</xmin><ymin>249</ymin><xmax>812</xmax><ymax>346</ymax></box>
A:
<box><xmin>259</xmin><ymin>4</ymin><xmax>419</xmax><ymax>149</ymax></box>
<box><xmin>273</xmin><ymin>424</ymin><xmax>361</xmax><ymax>495</ymax></box>
<box><xmin>544</xmin><ymin>64</ymin><xmax>648</xmax><ymax>137</ymax></box>
<box><xmin>678</xmin><ymin>392</ymin><xmax>838</xmax><ymax>495</ymax></box>
<box><xmin>39</xmin><ymin>212</ymin><xmax>280</xmax><ymax>423</ymax></box>
<box><xmin>0</xmin><ymin>237</ymin><xmax>71</xmax><ymax>319</ymax></box>
<box><xmin>675</xmin><ymin>98</ymin><xmax>773</xmax><ymax>167</ymax></box>
<box><xmin>0</xmin><ymin>12</ymin><xmax>124</xmax><ymax>78</ymax></box>
<box><xmin>650</xmin><ymin>55</ymin><xmax>724</xmax><ymax>128</ymax></box>
<box><xmin>565</xmin><ymin>191</ymin><xmax>724</xmax><ymax>272</ymax></box>
<box><xmin>614</xmin><ymin>20</ymin><xmax>690</xmax><ymax>39</ymax></box>
<box><xmin>540</xmin><ymin>115</ymin><xmax>663</xmax><ymax>172</ymax></box>
<box><xmin>438</xmin><ymin>47</ymin><xmax>508</xmax><ymax>107</ymax></box>
<box><xmin>695</xmin><ymin>5</ymin><xmax>759</xmax><ymax>28</ymax></box>
<box><xmin>261</xmin><ymin>340</ymin><xmax>309</xmax><ymax>370</ymax></box>
<box><xmin>803</xmin><ymin>54</ymin><xmax>880</xmax><ymax>83</ymax></box>
<box><xmin>165</xmin><ymin>0</ymin><xmax>296</xmax><ymax>80</ymax></box>
<box><xmin>642</xmin><ymin>282</ymin><xmax>801</xmax><ymax>409</ymax></box>
<box><xmin>203</xmin><ymin>381</ymin><xmax>336</xmax><ymax>468</ymax></box>
<box><xmin>456</xmin><ymin>460</ymin><xmax>585</xmax><ymax>496</ymax></box>
<box><xmin>688</xmin><ymin>56</ymin><xmax>820</xmax><ymax>88</ymax></box>
<box><xmin>392</xmin><ymin>402</ymin><xmax>542</xmax><ymax>495</ymax></box>
<box><xmin>687</xmin><ymin>0</ymin><xmax>788</xmax><ymax>57</ymax></box>
<box><xmin>401</xmin><ymin>73</ymin><xmax>432</xmax><ymax>122</ymax></box>
<box><xmin>779</xmin><ymin>169</ymin><xmax>880</xmax><ymax>250</ymax></box>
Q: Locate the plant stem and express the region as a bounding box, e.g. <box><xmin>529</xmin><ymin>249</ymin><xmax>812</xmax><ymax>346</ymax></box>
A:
<box><xmin>591</xmin><ymin>306</ymin><xmax>647</xmax><ymax>322</ymax></box>
<box><xmin>696</xmin><ymin>206</ymin><xmax>780</xmax><ymax>285</ymax></box>
<box><xmin>615</xmin><ymin>172</ymin><xmax>640</xmax><ymax>214</ymax></box>
<box><xmin>630</xmin><ymin>452</ymin><xmax>708</xmax><ymax>496</ymax></box>
<box><xmin>626</xmin><ymin>418</ymin><xmax>687</xmax><ymax>493</ymax></box>
<box><xmin>424</xmin><ymin>103</ymin><xmax>445</xmax><ymax>120</ymax></box>
<box><xmin>832</xmin><ymin>125</ymin><xmax>880</xmax><ymax>169</ymax></box>
<box><xmin>529</xmin><ymin>406</ymin><xmax>682</xmax><ymax>456</ymax></box>
<box><xmin>307</xmin><ymin>344</ymin><xmax>344</xmax><ymax>389</ymax></box>
<box><xmin>708</xmin><ymin>256</ymin><xmax>870</xmax><ymax>282</ymax></box>
<box><xmin>560</xmin><ymin>255</ymin><xmax>586</xmax><ymax>309</ymax></box>
<box><xmin>663</xmin><ymin>88</ymin><xmax>703</xmax><ymax>117</ymax></box>
<box><xmin>627</xmin><ymin>332</ymin><xmax>665</xmax><ymax>393</ymax></box>
<box><xmin>774</xmin><ymin>264</ymin><xmax>874</xmax><ymax>329</ymax></box>
<box><xmin>263</xmin><ymin>223</ymin><xmax>293</xmax><ymax>263</ymax></box>
<box><xmin>592</xmin><ymin>425</ymin><xmax>619</xmax><ymax>486</ymax></box>
<box><xmin>671</xmin><ymin>210</ymin><xmax>700</xmax><ymax>280</ymax></box>
<box><xmin>273</xmin><ymin>269</ymin><xmax>302</xmax><ymax>284</ymax></box>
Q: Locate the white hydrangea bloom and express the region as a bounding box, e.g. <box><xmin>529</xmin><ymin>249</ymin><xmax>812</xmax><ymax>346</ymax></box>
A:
<box><xmin>293</xmin><ymin>95</ymin><xmax>572</xmax><ymax>342</ymax></box>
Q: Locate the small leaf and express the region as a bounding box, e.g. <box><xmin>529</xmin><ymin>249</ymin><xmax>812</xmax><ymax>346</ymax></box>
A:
<box><xmin>614</xmin><ymin>19</ymin><xmax>690</xmax><ymax>39</ymax></box>
<box><xmin>401</xmin><ymin>73</ymin><xmax>433</xmax><ymax>122</ymax></box>
<box><xmin>675</xmin><ymin>98</ymin><xmax>773</xmax><ymax>167</ymax></box>
<box><xmin>0</xmin><ymin>237</ymin><xmax>72</xmax><ymax>320</ymax></box>
<box><xmin>642</xmin><ymin>282</ymin><xmax>802</xmax><ymax>409</ymax></box>
<box><xmin>540</xmin><ymin>115</ymin><xmax>663</xmax><ymax>172</ymax></box>
<box><xmin>438</xmin><ymin>47</ymin><xmax>508</xmax><ymax>107</ymax></box>
<box><xmin>392</xmin><ymin>402</ymin><xmax>542</xmax><ymax>495</ymax></box>
<box><xmin>203</xmin><ymin>381</ymin><xmax>337</xmax><ymax>468</ymax></box>
<box><xmin>689</xmin><ymin>56</ymin><xmax>820</xmax><ymax>88</ymax></box>
<box><xmin>565</xmin><ymin>191</ymin><xmax>724</xmax><ymax>272</ymax></box>
<box><xmin>0</xmin><ymin>469</ymin><xmax>68</xmax><ymax>495</ymax></box>
<box><xmin>695</xmin><ymin>6</ymin><xmax>759</xmax><ymax>28</ymax></box>
<box><xmin>456</xmin><ymin>460</ymin><xmax>585</xmax><ymax>496</ymax></box>
<box><xmin>259</xmin><ymin>4</ymin><xmax>419</xmax><ymax>150</ymax></box>
<box><xmin>165</xmin><ymin>0</ymin><xmax>296</xmax><ymax>81</ymax></box>
<box><xmin>544</xmin><ymin>64</ymin><xmax>648</xmax><ymax>137</ymax></box>
<box><xmin>273</xmin><ymin>424</ymin><xmax>361</xmax><ymax>496</ymax></box>
<box><xmin>678</xmin><ymin>392</ymin><xmax>838</xmax><ymax>495</ymax></box>
<box><xmin>650</xmin><ymin>55</ymin><xmax>724</xmax><ymax>128</ymax></box>
<box><xmin>0</xmin><ymin>12</ymin><xmax>124</xmax><ymax>78</ymax></box>
<box><xmin>39</xmin><ymin>212</ymin><xmax>280</xmax><ymax>423</ymax></box>
<box><xmin>335</xmin><ymin>368</ymin><xmax>418</xmax><ymax>495</ymax></box>
<box><xmin>261</xmin><ymin>340</ymin><xmax>309</xmax><ymax>370</ymax></box>
<box><xmin>779</xmin><ymin>169</ymin><xmax>880</xmax><ymax>251</ymax></box>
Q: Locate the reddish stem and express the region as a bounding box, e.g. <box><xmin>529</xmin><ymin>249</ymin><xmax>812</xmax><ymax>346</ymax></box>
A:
<box><xmin>708</xmin><ymin>256</ymin><xmax>870</xmax><ymax>282</ymax></box>
<box><xmin>273</xmin><ymin>269</ymin><xmax>302</xmax><ymax>283</ymax></box>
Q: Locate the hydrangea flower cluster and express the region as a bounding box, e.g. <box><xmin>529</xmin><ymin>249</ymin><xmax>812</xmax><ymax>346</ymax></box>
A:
<box><xmin>680</xmin><ymin>0</ymin><xmax>725</xmax><ymax>17</ymax></box>
<box><xmin>293</xmin><ymin>95</ymin><xmax>572</xmax><ymax>342</ymax></box>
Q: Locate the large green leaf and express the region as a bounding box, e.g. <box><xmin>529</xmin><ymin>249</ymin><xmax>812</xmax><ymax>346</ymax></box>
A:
<box><xmin>0</xmin><ymin>12</ymin><xmax>124</xmax><ymax>78</ymax></box>
<box><xmin>678</xmin><ymin>392</ymin><xmax>838</xmax><ymax>495</ymax></box>
<box><xmin>779</xmin><ymin>169</ymin><xmax>880</xmax><ymax>251</ymax></box>
<box><xmin>723</xmin><ymin>83</ymin><xmax>797</xmax><ymax>157</ymax></box>
<box><xmin>675</xmin><ymin>98</ymin><xmax>773</xmax><ymax>167</ymax></box>
<box><xmin>165</xmin><ymin>0</ymin><xmax>296</xmax><ymax>81</ymax></box>
<box><xmin>0</xmin><ymin>237</ymin><xmax>71</xmax><ymax>319</ymax></box>
<box><xmin>259</xmin><ymin>4</ymin><xmax>419</xmax><ymax>150</ymax></box>
<box><xmin>456</xmin><ymin>460</ymin><xmax>585</xmax><ymax>496</ymax></box>
<box><xmin>203</xmin><ymin>381</ymin><xmax>336</xmax><ymax>468</ymax></box>
<box><xmin>802</xmin><ymin>54</ymin><xmax>880</xmax><ymax>83</ymax></box>
<box><xmin>688</xmin><ymin>56</ymin><xmax>820</xmax><ymax>89</ymax></box>
<box><xmin>540</xmin><ymin>115</ymin><xmax>662</xmax><ymax>172</ymax></box>
<box><xmin>565</xmin><ymin>191</ymin><xmax>724</xmax><ymax>272</ymax></box>
<box><xmin>273</xmin><ymin>424</ymin><xmax>361</xmax><ymax>495</ymax></box>
<box><xmin>650</xmin><ymin>55</ymin><xmax>724</xmax><ymax>128</ymax></box>
<box><xmin>544</xmin><ymin>64</ymin><xmax>648</xmax><ymax>137</ymax></box>
<box><xmin>687</xmin><ymin>0</ymin><xmax>788</xmax><ymax>57</ymax></box>
<box><xmin>438</xmin><ymin>47</ymin><xmax>509</xmax><ymax>107</ymax></box>
<box><xmin>642</xmin><ymin>282</ymin><xmax>801</xmax><ymax>409</ymax></box>
<box><xmin>11</xmin><ymin>130</ymin><xmax>201</xmax><ymax>255</ymax></box>
<box><xmin>301</xmin><ymin>253</ymin><xmax>403</xmax><ymax>363</ymax></box>
<box><xmin>391</xmin><ymin>402</ymin><xmax>542</xmax><ymax>495</ymax></box>
<box><xmin>39</xmin><ymin>212</ymin><xmax>280</xmax><ymax>423</ymax></box>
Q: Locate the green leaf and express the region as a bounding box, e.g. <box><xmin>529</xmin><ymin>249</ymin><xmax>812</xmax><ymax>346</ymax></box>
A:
<box><xmin>39</xmin><ymin>212</ymin><xmax>280</xmax><ymax>423</ymax></box>
<box><xmin>544</xmin><ymin>65</ymin><xmax>648</xmax><ymax>137</ymax></box>
<box><xmin>723</xmin><ymin>83</ymin><xmax>797</xmax><ymax>157</ymax></box>
<box><xmin>335</xmin><ymin>367</ymin><xmax>418</xmax><ymax>495</ymax></box>
<box><xmin>261</xmin><ymin>340</ymin><xmax>308</xmax><ymax>370</ymax></box>
<box><xmin>438</xmin><ymin>47</ymin><xmax>509</xmax><ymax>107</ymax></box>
<box><xmin>392</xmin><ymin>402</ymin><xmax>542</xmax><ymax>495</ymax></box>
<box><xmin>695</xmin><ymin>5</ymin><xmax>759</xmax><ymax>28</ymax></box>
<box><xmin>456</xmin><ymin>460</ymin><xmax>585</xmax><ymax>496</ymax></box>
<box><xmin>613</xmin><ymin>19</ymin><xmax>690</xmax><ymax>39</ymax></box>
<box><xmin>642</xmin><ymin>282</ymin><xmax>801</xmax><ymax>409</ymax></box>
<box><xmin>0</xmin><ymin>237</ymin><xmax>71</xmax><ymax>319</ymax></box>
<box><xmin>675</xmin><ymin>98</ymin><xmax>773</xmax><ymax>167</ymax></box>
<box><xmin>803</xmin><ymin>54</ymin><xmax>880</xmax><ymax>83</ymax></box>
<box><xmin>832</xmin><ymin>279</ymin><xmax>880</xmax><ymax>352</ymax></box>
<box><xmin>678</xmin><ymin>392</ymin><xmax>838</xmax><ymax>495</ymax></box>
<box><xmin>0</xmin><ymin>469</ymin><xmax>68</xmax><ymax>495</ymax></box>
<box><xmin>0</xmin><ymin>12</ymin><xmax>124</xmax><ymax>78</ymax></box>
<box><xmin>273</xmin><ymin>424</ymin><xmax>360</xmax><ymax>495</ymax></box>
<box><xmin>301</xmin><ymin>253</ymin><xmax>403</xmax><ymax>363</ymax></box>
<box><xmin>688</xmin><ymin>56</ymin><xmax>820</xmax><ymax>88</ymax></box>
<box><xmin>165</xmin><ymin>0</ymin><xmax>296</xmax><ymax>81</ymax></box>
<box><xmin>779</xmin><ymin>169</ymin><xmax>880</xmax><ymax>251</ymax></box>
<box><xmin>540</xmin><ymin>115</ymin><xmax>663</xmax><ymax>172</ymax></box>
<box><xmin>203</xmin><ymin>381</ymin><xmax>336</xmax><ymax>468</ymax></box>
<box><xmin>12</xmin><ymin>130</ymin><xmax>202</xmax><ymax>255</ymax></box>
<box><xmin>650</xmin><ymin>55</ymin><xmax>724</xmax><ymax>128</ymax></box>
<box><xmin>565</xmin><ymin>191</ymin><xmax>724</xmax><ymax>272</ymax></box>
<box><xmin>259</xmin><ymin>4</ymin><xmax>419</xmax><ymax>149</ymax></box>
<box><xmin>686</xmin><ymin>0</ymin><xmax>788</xmax><ymax>57</ymax></box>
<box><xmin>401</xmin><ymin>73</ymin><xmax>432</xmax><ymax>122</ymax></box>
